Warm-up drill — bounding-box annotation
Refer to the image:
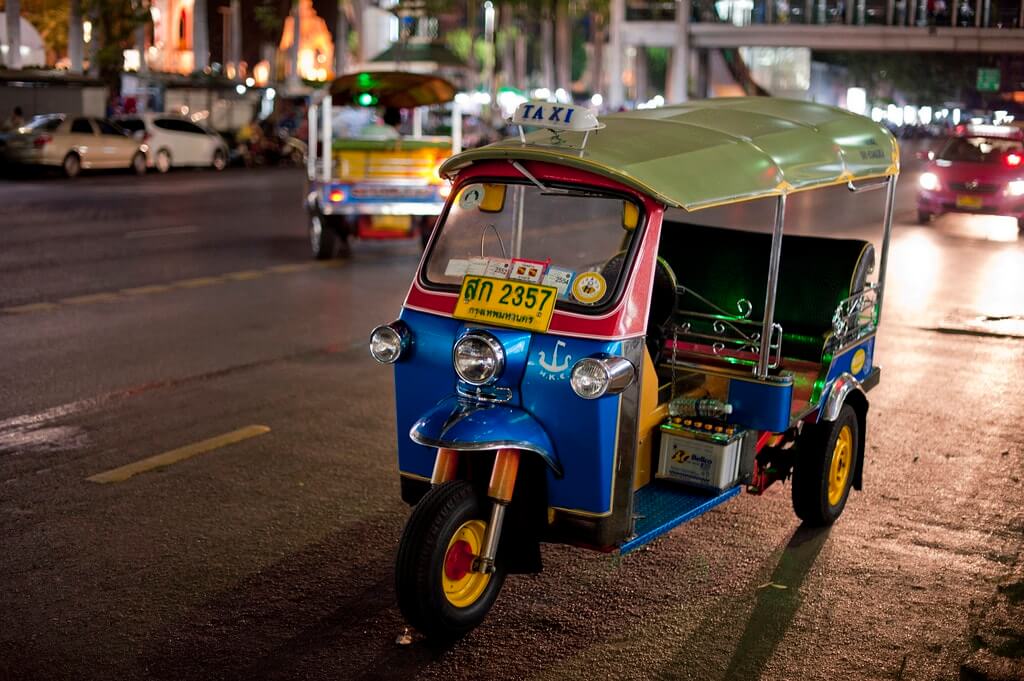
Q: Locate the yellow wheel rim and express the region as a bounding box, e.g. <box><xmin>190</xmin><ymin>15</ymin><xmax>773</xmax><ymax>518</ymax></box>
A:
<box><xmin>828</xmin><ymin>425</ymin><xmax>853</xmax><ymax>507</ymax></box>
<box><xmin>441</xmin><ymin>519</ymin><xmax>491</xmax><ymax>608</ymax></box>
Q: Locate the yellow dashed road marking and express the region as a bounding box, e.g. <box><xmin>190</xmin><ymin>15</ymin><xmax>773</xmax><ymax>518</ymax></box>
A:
<box><xmin>121</xmin><ymin>284</ymin><xmax>174</xmax><ymax>296</ymax></box>
<box><xmin>2</xmin><ymin>302</ymin><xmax>61</xmax><ymax>314</ymax></box>
<box><xmin>3</xmin><ymin>261</ymin><xmax>343</xmax><ymax>316</ymax></box>
<box><xmin>86</xmin><ymin>424</ymin><xmax>271</xmax><ymax>484</ymax></box>
<box><xmin>223</xmin><ymin>270</ymin><xmax>265</xmax><ymax>281</ymax></box>
<box><xmin>61</xmin><ymin>292</ymin><xmax>122</xmax><ymax>305</ymax></box>
<box><xmin>174</xmin><ymin>276</ymin><xmax>223</xmax><ymax>288</ymax></box>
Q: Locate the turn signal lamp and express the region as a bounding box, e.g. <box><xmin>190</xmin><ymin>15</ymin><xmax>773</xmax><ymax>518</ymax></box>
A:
<box><xmin>329</xmin><ymin>188</ymin><xmax>346</xmax><ymax>203</ymax></box>
<box><xmin>570</xmin><ymin>357</ymin><xmax>635</xmax><ymax>399</ymax></box>
<box><xmin>1008</xmin><ymin>180</ymin><xmax>1024</xmax><ymax>197</ymax></box>
<box><xmin>369</xmin><ymin>321</ymin><xmax>412</xmax><ymax>364</ymax></box>
<box><xmin>918</xmin><ymin>172</ymin><xmax>940</xmax><ymax>191</ymax></box>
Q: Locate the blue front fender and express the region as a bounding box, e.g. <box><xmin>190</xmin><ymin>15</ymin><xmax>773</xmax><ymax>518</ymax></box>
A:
<box><xmin>409</xmin><ymin>396</ymin><xmax>562</xmax><ymax>477</ymax></box>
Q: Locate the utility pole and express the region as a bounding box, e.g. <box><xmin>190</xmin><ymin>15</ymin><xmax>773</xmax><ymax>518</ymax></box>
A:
<box><xmin>287</xmin><ymin>0</ymin><xmax>301</xmax><ymax>89</ymax></box>
<box><xmin>5</xmin><ymin>0</ymin><xmax>23</xmax><ymax>69</ymax></box>
<box><xmin>335</xmin><ymin>0</ymin><xmax>348</xmax><ymax>76</ymax></box>
<box><xmin>230</xmin><ymin>0</ymin><xmax>242</xmax><ymax>71</ymax></box>
<box><xmin>193</xmin><ymin>0</ymin><xmax>210</xmax><ymax>72</ymax></box>
<box><xmin>68</xmin><ymin>0</ymin><xmax>84</xmax><ymax>74</ymax></box>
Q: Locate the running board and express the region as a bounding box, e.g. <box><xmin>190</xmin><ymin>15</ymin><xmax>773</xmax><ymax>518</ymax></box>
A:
<box><xmin>620</xmin><ymin>482</ymin><xmax>742</xmax><ymax>555</ymax></box>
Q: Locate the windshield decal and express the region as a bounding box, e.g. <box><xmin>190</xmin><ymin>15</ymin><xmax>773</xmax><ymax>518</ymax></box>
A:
<box><xmin>572</xmin><ymin>272</ymin><xmax>607</xmax><ymax>304</ymax></box>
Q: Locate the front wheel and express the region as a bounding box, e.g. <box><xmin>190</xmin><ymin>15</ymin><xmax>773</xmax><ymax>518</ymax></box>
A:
<box><xmin>212</xmin><ymin>149</ymin><xmax>227</xmax><ymax>171</ymax></box>
<box><xmin>62</xmin><ymin>152</ymin><xmax>81</xmax><ymax>178</ymax></box>
<box><xmin>395</xmin><ymin>480</ymin><xmax>506</xmax><ymax>641</ymax></box>
<box><xmin>155</xmin><ymin>149</ymin><xmax>172</xmax><ymax>174</ymax></box>
<box><xmin>792</xmin><ymin>405</ymin><xmax>860</xmax><ymax>526</ymax></box>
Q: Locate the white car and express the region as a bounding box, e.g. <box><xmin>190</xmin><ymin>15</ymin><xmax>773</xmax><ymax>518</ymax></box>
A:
<box><xmin>115</xmin><ymin>113</ymin><xmax>228</xmax><ymax>173</ymax></box>
<box><xmin>2</xmin><ymin>114</ymin><xmax>147</xmax><ymax>177</ymax></box>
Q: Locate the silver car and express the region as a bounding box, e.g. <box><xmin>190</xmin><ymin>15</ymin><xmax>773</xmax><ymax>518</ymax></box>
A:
<box><xmin>2</xmin><ymin>114</ymin><xmax>147</xmax><ymax>178</ymax></box>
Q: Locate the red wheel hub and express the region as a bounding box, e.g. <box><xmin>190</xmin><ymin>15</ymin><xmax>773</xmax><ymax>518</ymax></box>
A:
<box><xmin>444</xmin><ymin>539</ymin><xmax>475</xmax><ymax>581</ymax></box>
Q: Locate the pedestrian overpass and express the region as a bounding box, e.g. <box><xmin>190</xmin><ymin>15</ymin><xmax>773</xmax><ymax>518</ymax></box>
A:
<box><xmin>608</xmin><ymin>0</ymin><xmax>1024</xmax><ymax>107</ymax></box>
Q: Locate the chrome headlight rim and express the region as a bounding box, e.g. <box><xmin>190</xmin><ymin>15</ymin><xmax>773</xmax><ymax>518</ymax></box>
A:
<box><xmin>452</xmin><ymin>330</ymin><xmax>505</xmax><ymax>386</ymax></box>
<box><xmin>369</xmin><ymin>320</ymin><xmax>411</xmax><ymax>364</ymax></box>
<box><xmin>570</xmin><ymin>356</ymin><xmax>635</xmax><ymax>399</ymax></box>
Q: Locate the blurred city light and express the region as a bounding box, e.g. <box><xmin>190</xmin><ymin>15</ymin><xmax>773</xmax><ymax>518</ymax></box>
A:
<box><xmin>919</xmin><ymin>106</ymin><xmax>933</xmax><ymax>124</ymax></box>
<box><xmin>591</xmin><ymin>93</ymin><xmax>604</xmax><ymax>108</ymax></box>
<box><xmin>236</xmin><ymin>84</ymin><xmax>247</xmax><ymax>95</ymax></box>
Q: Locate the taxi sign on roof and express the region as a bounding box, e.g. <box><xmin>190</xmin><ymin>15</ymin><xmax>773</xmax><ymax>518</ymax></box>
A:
<box><xmin>511</xmin><ymin>100</ymin><xmax>601</xmax><ymax>132</ymax></box>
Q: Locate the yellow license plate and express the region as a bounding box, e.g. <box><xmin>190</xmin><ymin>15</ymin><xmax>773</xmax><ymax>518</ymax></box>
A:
<box><xmin>956</xmin><ymin>194</ymin><xmax>984</xmax><ymax>209</ymax></box>
<box><xmin>371</xmin><ymin>215</ymin><xmax>412</xmax><ymax>231</ymax></box>
<box><xmin>453</xmin><ymin>276</ymin><xmax>558</xmax><ymax>332</ymax></box>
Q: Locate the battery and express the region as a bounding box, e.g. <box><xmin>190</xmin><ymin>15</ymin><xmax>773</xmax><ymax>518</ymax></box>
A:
<box><xmin>657</xmin><ymin>423</ymin><xmax>743</xmax><ymax>491</ymax></box>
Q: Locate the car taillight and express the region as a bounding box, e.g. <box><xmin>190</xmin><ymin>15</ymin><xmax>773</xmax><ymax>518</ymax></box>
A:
<box><xmin>1006</xmin><ymin>153</ymin><xmax>1022</xmax><ymax>168</ymax></box>
<box><xmin>33</xmin><ymin>135</ymin><xmax>52</xmax><ymax>148</ymax></box>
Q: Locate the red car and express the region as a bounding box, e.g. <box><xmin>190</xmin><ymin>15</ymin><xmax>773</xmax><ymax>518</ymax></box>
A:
<box><xmin>917</xmin><ymin>125</ymin><xmax>1024</xmax><ymax>230</ymax></box>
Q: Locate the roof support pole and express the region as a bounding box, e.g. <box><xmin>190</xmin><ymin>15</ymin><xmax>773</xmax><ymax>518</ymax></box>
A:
<box><xmin>307</xmin><ymin>100</ymin><xmax>317</xmax><ymax>181</ymax></box>
<box><xmin>608</xmin><ymin>0</ymin><xmax>625</xmax><ymax>110</ymax></box>
<box><xmin>757</xmin><ymin>194</ymin><xmax>786</xmax><ymax>379</ymax></box>
<box><xmin>874</xmin><ymin>175</ymin><xmax>897</xmax><ymax>328</ymax></box>
<box><xmin>321</xmin><ymin>95</ymin><xmax>332</xmax><ymax>182</ymax></box>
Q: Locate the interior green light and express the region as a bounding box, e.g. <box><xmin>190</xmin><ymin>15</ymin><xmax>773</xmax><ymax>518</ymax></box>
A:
<box><xmin>358</xmin><ymin>92</ymin><xmax>377</xmax><ymax>106</ymax></box>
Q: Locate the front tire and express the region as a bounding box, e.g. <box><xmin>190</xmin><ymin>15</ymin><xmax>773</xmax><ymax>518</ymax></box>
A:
<box><xmin>792</xmin><ymin>405</ymin><xmax>859</xmax><ymax>526</ymax></box>
<box><xmin>155</xmin><ymin>149</ymin><xmax>172</xmax><ymax>173</ymax></box>
<box><xmin>395</xmin><ymin>480</ymin><xmax>506</xmax><ymax>641</ymax></box>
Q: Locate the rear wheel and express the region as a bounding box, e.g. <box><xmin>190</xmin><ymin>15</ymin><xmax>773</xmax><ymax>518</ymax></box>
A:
<box><xmin>62</xmin><ymin>152</ymin><xmax>81</xmax><ymax>178</ymax></box>
<box><xmin>131</xmin><ymin>152</ymin><xmax>147</xmax><ymax>176</ymax></box>
<box><xmin>395</xmin><ymin>480</ymin><xmax>506</xmax><ymax>641</ymax></box>
<box><xmin>212</xmin><ymin>149</ymin><xmax>227</xmax><ymax>171</ymax></box>
<box><xmin>308</xmin><ymin>214</ymin><xmax>338</xmax><ymax>260</ymax></box>
<box><xmin>916</xmin><ymin>210</ymin><xmax>932</xmax><ymax>225</ymax></box>
<box><xmin>792</xmin><ymin>405</ymin><xmax>859</xmax><ymax>526</ymax></box>
<box><xmin>155</xmin><ymin>149</ymin><xmax>172</xmax><ymax>174</ymax></box>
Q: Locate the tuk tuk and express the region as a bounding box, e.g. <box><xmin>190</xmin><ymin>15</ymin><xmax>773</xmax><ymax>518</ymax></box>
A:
<box><xmin>305</xmin><ymin>71</ymin><xmax>460</xmax><ymax>258</ymax></box>
<box><xmin>369</xmin><ymin>97</ymin><xmax>899</xmax><ymax>640</ymax></box>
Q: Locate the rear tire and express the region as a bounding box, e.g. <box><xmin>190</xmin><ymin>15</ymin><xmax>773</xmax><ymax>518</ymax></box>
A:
<box><xmin>131</xmin><ymin>152</ymin><xmax>147</xmax><ymax>176</ymax></box>
<box><xmin>395</xmin><ymin>480</ymin><xmax>506</xmax><ymax>641</ymax></box>
<box><xmin>212</xmin><ymin>149</ymin><xmax>227</xmax><ymax>171</ymax></box>
<box><xmin>308</xmin><ymin>214</ymin><xmax>337</xmax><ymax>260</ymax></box>
<box><xmin>62</xmin><ymin>152</ymin><xmax>81</xmax><ymax>178</ymax></box>
<box><xmin>792</xmin><ymin>405</ymin><xmax>859</xmax><ymax>526</ymax></box>
<box><xmin>155</xmin><ymin>149</ymin><xmax>172</xmax><ymax>174</ymax></box>
<box><xmin>916</xmin><ymin>210</ymin><xmax>932</xmax><ymax>225</ymax></box>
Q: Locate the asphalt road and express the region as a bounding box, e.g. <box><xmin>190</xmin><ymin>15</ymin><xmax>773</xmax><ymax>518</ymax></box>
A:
<box><xmin>1</xmin><ymin>161</ymin><xmax>1022</xmax><ymax>681</ymax></box>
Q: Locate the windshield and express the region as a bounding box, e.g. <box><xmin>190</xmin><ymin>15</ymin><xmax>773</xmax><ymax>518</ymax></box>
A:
<box><xmin>938</xmin><ymin>136</ymin><xmax>1024</xmax><ymax>164</ymax></box>
<box><xmin>424</xmin><ymin>181</ymin><xmax>642</xmax><ymax>311</ymax></box>
<box><xmin>22</xmin><ymin>116</ymin><xmax>62</xmax><ymax>132</ymax></box>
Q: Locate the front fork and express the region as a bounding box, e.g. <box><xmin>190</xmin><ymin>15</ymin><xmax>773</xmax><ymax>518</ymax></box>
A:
<box><xmin>431</xmin><ymin>447</ymin><xmax>520</xmax><ymax>574</ymax></box>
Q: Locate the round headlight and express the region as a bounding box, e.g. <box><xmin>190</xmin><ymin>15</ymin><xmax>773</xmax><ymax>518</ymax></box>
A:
<box><xmin>453</xmin><ymin>332</ymin><xmax>504</xmax><ymax>385</ymax></box>
<box><xmin>918</xmin><ymin>171</ymin><xmax>939</xmax><ymax>191</ymax></box>
<box><xmin>369</xmin><ymin>323</ymin><xmax>407</xmax><ymax>364</ymax></box>
<box><xmin>571</xmin><ymin>357</ymin><xmax>635</xmax><ymax>399</ymax></box>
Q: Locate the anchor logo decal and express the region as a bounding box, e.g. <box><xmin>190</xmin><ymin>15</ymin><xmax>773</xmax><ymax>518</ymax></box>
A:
<box><xmin>538</xmin><ymin>340</ymin><xmax>571</xmax><ymax>377</ymax></box>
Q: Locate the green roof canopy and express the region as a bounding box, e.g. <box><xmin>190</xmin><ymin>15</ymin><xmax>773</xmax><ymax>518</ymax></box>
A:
<box><xmin>440</xmin><ymin>97</ymin><xmax>900</xmax><ymax>211</ymax></box>
<box><xmin>328</xmin><ymin>71</ymin><xmax>456</xmax><ymax>109</ymax></box>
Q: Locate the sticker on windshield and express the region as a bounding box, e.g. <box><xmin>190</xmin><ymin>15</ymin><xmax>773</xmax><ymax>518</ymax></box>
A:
<box><xmin>572</xmin><ymin>271</ymin><xmax>607</xmax><ymax>304</ymax></box>
<box><xmin>509</xmin><ymin>258</ymin><xmax>548</xmax><ymax>284</ymax></box>
<box><xmin>458</xmin><ymin>184</ymin><xmax>485</xmax><ymax>210</ymax></box>
<box><xmin>466</xmin><ymin>257</ymin><xmax>490</xmax><ymax>275</ymax></box>
<box><xmin>542</xmin><ymin>267</ymin><xmax>575</xmax><ymax>298</ymax></box>
<box><xmin>483</xmin><ymin>258</ymin><xmax>512</xmax><ymax>279</ymax></box>
<box><xmin>445</xmin><ymin>259</ymin><xmax>470</xmax><ymax>277</ymax></box>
